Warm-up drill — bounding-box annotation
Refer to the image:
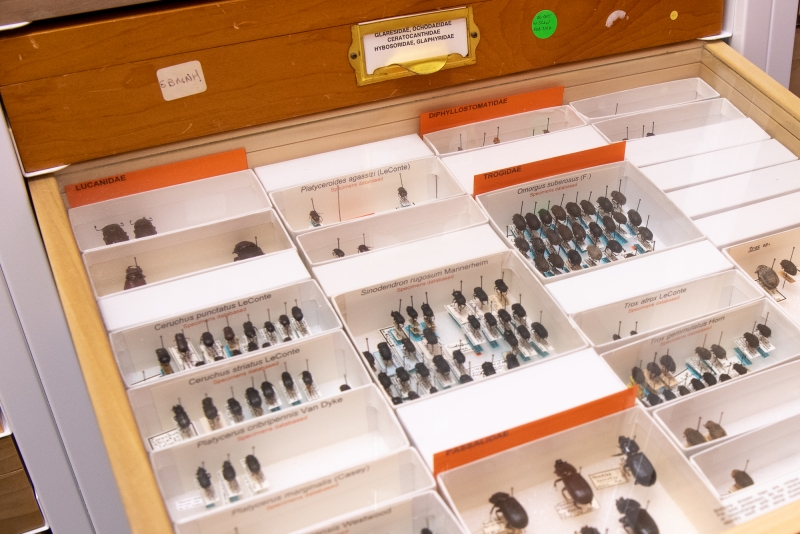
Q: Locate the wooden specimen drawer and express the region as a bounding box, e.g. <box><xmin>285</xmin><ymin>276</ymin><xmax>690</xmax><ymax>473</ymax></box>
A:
<box><xmin>0</xmin><ymin>436</ymin><xmax>22</xmax><ymax>476</ymax></box>
<box><xmin>24</xmin><ymin>39</ymin><xmax>800</xmax><ymax>534</ymax></box>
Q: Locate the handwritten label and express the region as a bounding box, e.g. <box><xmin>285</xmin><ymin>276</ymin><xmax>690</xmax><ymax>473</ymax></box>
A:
<box><xmin>157</xmin><ymin>60</ymin><xmax>207</xmax><ymax>102</ymax></box>
<box><xmin>532</xmin><ymin>10</ymin><xmax>558</xmax><ymax>39</ymax></box>
<box><xmin>590</xmin><ymin>467</ymin><xmax>628</xmax><ymax>489</ymax></box>
<box><xmin>362</xmin><ymin>18</ymin><xmax>468</xmax><ymax>75</ymax></box>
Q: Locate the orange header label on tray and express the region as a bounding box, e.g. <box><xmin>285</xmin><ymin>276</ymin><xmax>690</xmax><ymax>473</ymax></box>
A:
<box><xmin>432</xmin><ymin>388</ymin><xmax>637</xmax><ymax>477</ymax></box>
<box><xmin>65</xmin><ymin>148</ymin><xmax>249</xmax><ymax>208</ymax></box>
<box><xmin>419</xmin><ymin>86</ymin><xmax>564</xmax><ymax>136</ymax></box>
<box><xmin>472</xmin><ymin>142</ymin><xmax>626</xmax><ymax>197</ymax></box>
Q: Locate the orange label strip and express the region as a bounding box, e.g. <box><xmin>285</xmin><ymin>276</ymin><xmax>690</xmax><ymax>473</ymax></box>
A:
<box><xmin>65</xmin><ymin>148</ymin><xmax>249</xmax><ymax>208</ymax></box>
<box><xmin>419</xmin><ymin>86</ymin><xmax>564</xmax><ymax>136</ymax></box>
<box><xmin>433</xmin><ymin>388</ymin><xmax>637</xmax><ymax>477</ymax></box>
<box><xmin>472</xmin><ymin>142</ymin><xmax>626</xmax><ymax>197</ymax></box>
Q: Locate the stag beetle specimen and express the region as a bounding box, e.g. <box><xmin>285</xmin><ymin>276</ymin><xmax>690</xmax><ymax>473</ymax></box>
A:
<box><xmin>554</xmin><ymin>459</ymin><xmax>593</xmax><ymax>505</ymax></box>
<box><xmin>618</xmin><ymin>437</ymin><xmax>656</xmax><ymax>486</ymax></box>
<box><xmin>133</xmin><ymin>217</ymin><xmax>157</xmax><ymax>238</ymax></box>
<box><xmin>97</xmin><ymin>223</ymin><xmax>129</xmax><ymax>245</ymax></box>
<box><xmin>488</xmin><ymin>492</ymin><xmax>528</xmax><ymax>530</ymax></box>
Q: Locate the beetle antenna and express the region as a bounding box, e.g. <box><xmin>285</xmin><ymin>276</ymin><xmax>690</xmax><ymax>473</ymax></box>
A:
<box><xmin>744</xmin><ymin>459</ymin><xmax>749</xmax><ymax>472</ymax></box>
<box><xmin>697</xmin><ymin>416</ymin><xmax>702</xmax><ymax>431</ymax></box>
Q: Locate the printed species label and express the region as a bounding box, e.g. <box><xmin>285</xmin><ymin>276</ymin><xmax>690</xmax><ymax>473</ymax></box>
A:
<box><xmin>157</xmin><ymin>60</ymin><xmax>207</xmax><ymax>101</ymax></box>
<box><xmin>362</xmin><ymin>18</ymin><xmax>468</xmax><ymax>75</ymax></box>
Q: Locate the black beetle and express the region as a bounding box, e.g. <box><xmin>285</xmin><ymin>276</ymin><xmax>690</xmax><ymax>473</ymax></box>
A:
<box><xmin>227</xmin><ymin>397</ymin><xmax>243</xmax><ymax>418</ymax></box>
<box><xmin>580</xmin><ymin>528</ymin><xmax>601</xmax><ymax>534</ymax></box>
<box><xmin>292</xmin><ymin>306</ymin><xmax>304</xmax><ymax>322</ymax></box>
<box><xmin>98</xmin><ymin>223</ymin><xmax>130</xmax><ymax>245</ymax></box>
<box><xmin>755</xmin><ymin>265</ymin><xmax>779</xmax><ymax>290</ymax></box>
<box><xmin>495</xmin><ymin>278</ymin><xmax>509</xmax><ymax>294</ymax></box>
<box><xmin>489</xmin><ymin>492</ymin><xmax>528</xmax><ymax>529</ymax></box>
<box><xmin>613</xmin><ymin>211</ymin><xmax>628</xmax><ymax>225</ymax></box>
<box><xmin>732</xmin><ymin>469</ymin><xmax>754</xmax><ymax>490</ymax></box>
<box><xmin>538</xmin><ymin>208</ymin><xmax>553</xmax><ymax>226</ymax></box>
<box><xmin>173</xmin><ymin>405</ymin><xmax>191</xmax><ymax>430</ymax></box>
<box><xmin>705</xmin><ymin>420</ymin><xmax>727</xmax><ymax>440</ymax></box>
<box><xmin>567</xmin><ymin>249</ymin><xmax>582</xmax><ymax>267</ymax></box>
<box><xmin>663</xmin><ymin>389</ymin><xmax>677</xmax><ymax>400</ymax></box>
<box><xmin>531</xmin><ymin>322</ymin><xmax>548</xmax><ymax>340</ymax></box>
<box><xmin>245</xmin><ymin>387</ymin><xmax>262</xmax><ymax>409</ymax></box>
<box><xmin>497</xmin><ymin>309</ymin><xmax>512</xmax><ymax>324</ymax></box>
<box><xmin>482</xmin><ymin>361</ymin><xmax>496</xmax><ymax>376</ymax></box>
<box><xmin>202</xmin><ymin>397</ymin><xmax>218</xmax><ymax>420</ymax></box>
<box><xmin>357</xmin><ymin>244</ymin><xmax>370</xmax><ymax>253</ymax></box>
<box><xmin>421</xmin><ymin>302</ymin><xmax>435</xmax><ymax>320</ymax></box>
<box><xmin>550</xmin><ymin>253</ymin><xmax>565</xmax><ymax>270</ymax></box>
<box><xmin>511</xmin><ymin>213</ymin><xmax>527</xmax><ymax>232</ymax></box>
<box><xmin>660</xmin><ymin>354</ymin><xmax>676</xmax><ymax>373</ymax></box>
<box><xmin>123</xmin><ymin>264</ymin><xmax>146</xmax><ymax>290</ymax></box>
<box><xmin>506</xmin><ymin>353</ymin><xmax>520</xmax><ymax>369</ymax></box>
<box><xmin>588</xmin><ymin>222</ymin><xmax>604</xmax><ymax>239</ymax></box>
<box><xmin>632</xmin><ymin>366</ymin><xmax>646</xmax><ymax>386</ymax></box>
<box><xmin>617</xmin><ymin>497</ymin><xmax>659</xmax><ymax>534</ymax></box>
<box><xmin>281</xmin><ymin>371</ymin><xmax>294</xmax><ymax>390</ymax></box>
<box><xmin>587</xmin><ymin>244</ymin><xmax>603</xmax><ymax>261</ymax></box>
<box><xmin>406</xmin><ymin>303</ymin><xmax>419</xmax><ymax>320</ymax></box>
<box><xmin>703</xmin><ymin>372</ymin><xmax>717</xmax><ymax>386</ymax></box>
<box><xmin>201</xmin><ymin>331</ymin><xmax>215</xmax><ymax>348</ymax></box>
<box><xmin>396</xmin><ymin>367</ymin><xmax>411</xmax><ymax>383</ymax></box>
<box><xmin>377</xmin><ymin>342</ymin><xmax>393</xmax><ymax>361</ymax></box>
<box><xmin>618</xmin><ymin>436</ymin><xmax>656</xmax><ymax>486</ymax></box>
<box><xmin>415</xmin><ymin>362</ymin><xmax>430</xmax><ymax>378</ymax></box>
<box><xmin>245</xmin><ymin>454</ymin><xmax>261</xmax><ymax>475</ymax></box>
<box><xmin>459</xmin><ymin>374</ymin><xmax>473</xmax><ymax>383</ymax></box>
<box><xmin>572</xmin><ymin>223</ymin><xmax>587</xmax><ymax>242</ymax></box>
<box><xmin>196</xmin><ymin>466</ymin><xmax>212</xmax><ymax>489</ymax></box>
<box><xmin>684</xmin><ymin>427</ymin><xmax>706</xmax><ymax>446</ymax></box>
<box><xmin>781</xmin><ymin>259</ymin><xmax>798</xmax><ymax>276</ymax></box>
<box><xmin>733</xmin><ymin>363</ymin><xmax>749</xmax><ymax>375</ymax></box>
<box><xmin>157</xmin><ymin>347</ymin><xmax>172</xmax><ymax>367</ymax></box>
<box><xmin>557</xmin><ymin>223</ymin><xmax>573</xmax><ymax>242</ymax></box>
<box><xmin>743</xmin><ymin>332</ymin><xmax>760</xmax><ymax>349</ymax></box>
<box><xmin>645</xmin><ymin>392</ymin><xmax>662</xmax><ymax>406</ymax></box>
<box><xmin>233</xmin><ymin>241</ymin><xmax>264</xmax><ymax>261</ymax></box>
<box><xmin>534</xmin><ymin>254</ymin><xmax>551</xmax><ymax>273</ymax></box>
<box><xmin>452</xmin><ymin>289</ymin><xmax>467</xmax><ymax>308</ymax></box>
<box><xmin>133</xmin><ymin>217</ymin><xmax>157</xmax><ymax>238</ymax></box>
<box><xmin>452</xmin><ymin>349</ymin><xmax>466</xmax><ymax>365</ymax></box>
<box><xmin>638</xmin><ymin>227</ymin><xmax>654</xmax><ymax>242</ymax></box>
<box><xmin>756</xmin><ymin>323</ymin><xmax>771</xmax><ymax>338</ymax></box>
<box><xmin>611</xmin><ymin>190</ymin><xmax>627</xmax><ymax>206</ymax></box>
<box><xmin>628</xmin><ymin>209</ymin><xmax>643</xmax><ymax>227</ymax></box>
<box><xmin>597</xmin><ymin>196</ymin><xmax>613</xmax><ymax>212</ymax></box>
<box><xmin>511</xmin><ymin>303</ymin><xmax>526</xmax><ymax>320</ymax></box>
<box><xmin>690</xmin><ymin>377</ymin><xmax>705</xmax><ymax>391</ymax></box>
<box><xmin>474</xmin><ymin>286</ymin><xmax>489</xmax><ymax>304</ymax></box>
<box><xmin>423</xmin><ymin>328</ymin><xmax>438</xmax><ymax>346</ymax></box>
<box><xmin>711</xmin><ymin>344</ymin><xmax>727</xmax><ymax>359</ymax></box>
<box><xmin>174</xmin><ymin>333</ymin><xmax>189</xmax><ymax>353</ymax></box>
<box><xmin>514</xmin><ymin>237</ymin><xmax>530</xmax><ymax>254</ymax></box>
<box><xmin>544</xmin><ymin>227</ymin><xmax>562</xmax><ymax>247</ymax></box>
<box><xmin>554</xmin><ymin>459</ymin><xmax>594</xmax><ymax>505</ymax></box>
<box><xmin>516</xmin><ymin>324</ymin><xmax>531</xmax><ymax>341</ymax></box>
<box><xmin>484</xmin><ymin>312</ymin><xmax>498</xmax><ymax>328</ymax></box>
<box><xmin>377</xmin><ymin>372</ymin><xmax>392</xmax><ymax>390</ymax></box>
<box><xmin>222</xmin><ymin>460</ymin><xmax>237</xmax><ymax>482</ymax></box>
<box><xmin>695</xmin><ymin>346</ymin><xmax>712</xmax><ymax>361</ymax></box>
<box><xmin>551</xmin><ymin>204</ymin><xmax>567</xmax><ymax>222</ymax></box>
<box><xmin>580</xmin><ymin>199</ymin><xmax>597</xmax><ymax>216</ymax></box>
<box><xmin>524</xmin><ymin>212</ymin><xmax>541</xmax><ymax>231</ymax></box>
<box><xmin>503</xmin><ymin>329</ymin><xmax>518</xmax><ymax>348</ymax></box>
<box><xmin>261</xmin><ymin>380</ymin><xmax>277</xmax><ymax>401</ymax></box>
<box><xmin>719</xmin><ymin>373</ymin><xmax>732</xmax><ymax>382</ymax></box>
<box><xmin>332</xmin><ymin>248</ymin><xmax>345</xmax><ymax>258</ymax></box>
<box><xmin>391</xmin><ymin>310</ymin><xmax>406</xmax><ymax>327</ymax></box>
<box><xmin>530</xmin><ymin>237</ymin><xmax>547</xmax><ymax>255</ymax></box>
<box><xmin>678</xmin><ymin>385</ymin><xmax>691</xmax><ymax>396</ymax></box>
<box><xmin>362</xmin><ymin>351</ymin><xmax>376</xmax><ymax>370</ymax></box>
<box><xmin>602</xmin><ymin>215</ymin><xmax>617</xmax><ymax>234</ymax></box>
<box><xmin>607</xmin><ymin>239</ymin><xmax>623</xmax><ymax>255</ymax></box>
<box><xmin>301</xmin><ymin>370</ymin><xmax>314</xmax><ymax>387</ymax></box>
<box><xmin>566</xmin><ymin>202</ymin><xmax>582</xmax><ymax>218</ymax></box>
<box><xmin>432</xmin><ymin>355</ymin><xmax>451</xmax><ymax>375</ymax></box>
<box><xmin>402</xmin><ymin>337</ymin><xmax>416</xmax><ymax>354</ymax></box>
<box><xmin>645</xmin><ymin>361</ymin><xmax>661</xmax><ymax>378</ymax></box>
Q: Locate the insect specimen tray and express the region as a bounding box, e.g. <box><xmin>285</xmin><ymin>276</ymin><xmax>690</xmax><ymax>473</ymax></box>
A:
<box><xmin>27</xmin><ymin>39</ymin><xmax>800</xmax><ymax>534</ymax></box>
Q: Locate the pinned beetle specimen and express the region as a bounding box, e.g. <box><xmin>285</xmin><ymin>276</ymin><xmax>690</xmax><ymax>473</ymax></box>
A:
<box><xmin>685</xmin><ymin>417</ymin><xmax>707</xmax><ymax>446</ymax></box>
<box><xmin>597</xmin><ymin>196</ymin><xmax>613</xmax><ymax>213</ymax></box>
<box><xmin>132</xmin><ymin>217</ymin><xmax>157</xmax><ymax>238</ymax></box>
<box><xmin>572</xmin><ymin>222</ymin><xmax>587</xmax><ymax>242</ymax></box>
<box><xmin>703</xmin><ymin>372</ymin><xmax>717</xmax><ymax>386</ymax></box>
<box><xmin>397</xmin><ymin>174</ymin><xmax>410</xmax><ymax>205</ymax></box>
<box><xmin>196</xmin><ymin>465</ymin><xmax>214</xmax><ymax>494</ymax></box>
<box><xmin>544</xmin><ymin>226</ymin><xmax>562</xmax><ymax>247</ymax></box>
<box><xmin>233</xmin><ymin>240</ymin><xmax>264</xmax><ymax>261</ymax></box>
<box><xmin>530</xmin><ymin>237</ymin><xmax>547</xmax><ymax>255</ymax></box>
<box><xmin>222</xmin><ymin>459</ymin><xmax>239</xmax><ymax>491</ymax></box>
<box><xmin>742</xmin><ymin>332</ymin><xmax>760</xmax><ymax>350</ymax></box>
<box><xmin>551</xmin><ymin>204</ymin><xmax>567</xmax><ymax>222</ymax></box>
<box><xmin>332</xmin><ymin>238</ymin><xmax>345</xmax><ymax>258</ymax></box>
<box><xmin>309</xmin><ymin>199</ymin><xmax>322</xmax><ymax>226</ymax></box>
<box><xmin>156</xmin><ymin>348</ymin><xmax>173</xmax><ymax>375</ymax></box>
<box><xmin>538</xmin><ymin>208</ymin><xmax>554</xmax><ymax>226</ymax></box>
<box><xmin>613</xmin><ymin>211</ymin><xmax>628</xmax><ymax>225</ymax></box>
<box><xmin>96</xmin><ymin>223</ymin><xmax>129</xmax><ymax>245</ymax></box>
<box><xmin>580</xmin><ymin>199</ymin><xmax>597</xmax><ymax>217</ymax></box>
<box><xmin>123</xmin><ymin>260</ymin><xmax>146</xmax><ymax>290</ymax></box>
<box><xmin>602</xmin><ymin>215</ymin><xmax>617</xmax><ymax>234</ymax></box>
<box><xmin>781</xmin><ymin>248</ymin><xmax>797</xmax><ymax>275</ymax></box>
<box><xmin>357</xmin><ymin>234</ymin><xmax>370</xmax><ymax>253</ymax></box>
<box><xmin>645</xmin><ymin>392</ymin><xmax>662</xmax><ymax>406</ymax></box>
<box><xmin>628</xmin><ymin>209</ymin><xmax>643</xmax><ymax>227</ymax></box>
<box><xmin>732</xmin><ymin>461</ymin><xmax>754</xmax><ymax>491</ymax></box>
<box><xmin>690</xmin><ymin>378</ymin><xmax>705</xmax><ymax>391</ymax></box>
<box><xmin>482</xmin><ymin>360</ymin><xmax>496</xmax><ymax>376</ymax></box>
<box><xmin>566</xmin><ymin>202</ymin><xmax>582</xmax><ymax>219</ymax></box>
<box><xmin>695</xmin><ymin>346</ymin><xmax>712</xmax><ymax>361</ymax></box>
<box><xmin>587</xmin><ymin>244</ymin><xmax>603</xmax><ymax>262</ymax></box>
<box><xmin>660</xmin><ymin>353</ymin><xmax>676</xmax><ymax>374</ymax></box>
<box><xmin>638</xmin><ymin>227</ymin><xmax>654</xmax><ymax>242</ymax></box>
<box><xmin>173</xmin><ymin>404</ymin><xmax>192</xmax><ymax>433</ymax></box>
<box><xmin>488</xmin><ymin>492</ymin><xmax>528</xmax><ymax>530</ymax></box>
<box><xmin>617</xmin><ymin>436</ymin><xmax>656</xmax><ymax>486</ymax></box>
<box><xmin>556</xmin><ymin>223</ymin><xmax>574</xmax><ymax>242</ymax></box>
<box><xmin>567</xmin><ymin>249</ymin><xmax>583</xmax><ymax>268</ymax></box>
<box><xmin>514</xmin><ymin>237</ymin><xmax>530</xmax><ymax>254</ymax></box>
<box><xmin>705</xmin><ymin>414</ymin><xmax>727</xmax><ymax>440</ymax></box>
<box><xmin>511</xmin><ymin>213</ymin><xmax>527</xmax><ymax>233</ymax></box>
<box><xmin>474</xmin><ymin>285</ymin><xmax>489</xmax><ymax>306</ymax></box>
<box><xmin>663</xmin><ymin>389</ymin><xmax>677</xmax><ymax>400</ymax></box>
<box><xmin>227</xmin><ymin>393</ymin><xmax>243</xmax><ymax>422</ymax></box>
<box><xmin>678</xmin><ymin>385</ymin><xmax>691</xmax><ymax>396</ymax></box>
<box><xmin>756</xmin><ymin>323</ymin><xmax>771</xmax><ymax>338</ymax></box>
<box><xmin>534</xmin><ymin>254</ymin><xmax>551</xmax><ymax>273</ymax></box>
<box><xmin>579</xmin><ymin>528</ymin><xmax>601</xmax><ymax>534</ymax></box>
<box><xmin>606</xmin><ymin>239</ymin><xmax>623</xmax><ymax>255</ymax></box>
<box><xmin>554</xmin><ymin>459</ymin><xmax>593</xmax><ymax>505</ymax></box>
<box><xmin>617</xmin><ymin>497</ymin><xmax>659</xmax><ymax>534</ymax></box>
<box><xmin>755</xmin><ymin>265</ymin><xmax>779</xmax><ymax>290</ymax></box>
<box><xmin>732</xmin><ymin>362</ymin><xmax>749</xmax><ymax>375</ymax></box>
<box><xmin>588</xmin><ymin>222</ymin><xmax>604</xmax><ymax>240</ymax></box>
<box><xmin>452</xmin><ymin>285</ymin><xmax>467</xmax><ymax>310</ymax></box>
<box><xmin>550</xmin><ymin>252</ymin><xmax>565</xmax><ymax>271</ymax></box>
<box><xmin>611</xmin><ymin>190</ymin><xmax>627</xmax><ymax>206</ymax></box>
<box><xmin>525</xmin><ymin>212</ymin><xmax>541</xmax><ymax>232</ymax></box>
<box><xmin>531</xmin><ymin>321</ymin><xmax>548</xmax><ymax>340</ymax></box>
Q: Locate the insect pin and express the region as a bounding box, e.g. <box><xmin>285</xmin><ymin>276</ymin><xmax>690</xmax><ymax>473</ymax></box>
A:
<box><xmin>357</xmin><ymin>234</ymin><xmax>370</xmax><ymax>253</ymax></box>
<box><xmin>554</xmin><ymin>459</ymin><xmax>593</xmax><ymax>506</ymax></box>
<box><xmin>332</xmin><ymin>238</ymin><xmax>345</xmax><ymax>258</ymax></box>
<box><xmin>489</xmin><ymin>490</ymin><xmax>528</xmax><ymax>530</ymax></box>
<box><xmin>616</xmin><ymin>436</ymin><xmax>656</xmax><ymax>486</ymax></box>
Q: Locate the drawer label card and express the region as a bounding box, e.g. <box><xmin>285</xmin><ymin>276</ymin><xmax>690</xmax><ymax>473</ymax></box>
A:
<box><xmin>362</xmin><ymin>18</ymin><xmax>468</xmax><ymax>75</ymax></box>
<box><xmin>157</xmin><ymin>60</ymin><xmax>207</xmax><ymax>102</ymax></box>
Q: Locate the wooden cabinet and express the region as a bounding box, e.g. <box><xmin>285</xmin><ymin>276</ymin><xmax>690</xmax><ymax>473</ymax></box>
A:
<box><xmin>0</xmin><ymin>437</ymin><xmax>45</xmax><ymax>534</ymax></box>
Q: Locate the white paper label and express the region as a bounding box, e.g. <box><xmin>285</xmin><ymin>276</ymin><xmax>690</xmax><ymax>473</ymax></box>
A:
<box><xmin>362</xmin><ymin>18</ymin><xmax>468</xmax><ymax>75</ymax></box>
<box><xmin>157</xmin><ymin>60</ymin><xmax>207</xmax><ymax>102</ymax></box>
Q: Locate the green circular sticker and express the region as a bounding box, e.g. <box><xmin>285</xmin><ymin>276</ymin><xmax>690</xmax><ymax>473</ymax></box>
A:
<box><xmin>532</xmin><ymin>10</ymin><xmax>557</xmax><ymax>39</ymax></box>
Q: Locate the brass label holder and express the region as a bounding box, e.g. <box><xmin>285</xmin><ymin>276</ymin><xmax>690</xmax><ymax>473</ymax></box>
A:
<box><xmin>349</xmin><ymin>6</ymin><xmax>480</xmax><ymax>86</ymax></box>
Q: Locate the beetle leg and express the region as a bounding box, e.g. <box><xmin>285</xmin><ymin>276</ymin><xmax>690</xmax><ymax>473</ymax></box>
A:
<box><xmin>553</xmin><ymin>477</ymin><xmax>562</xmax><ymax>488</ymax></box>
<box><xmin>562</xmin><ymin>487</ymin><xmax>571</xmax><ymax>503</ymax></box>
